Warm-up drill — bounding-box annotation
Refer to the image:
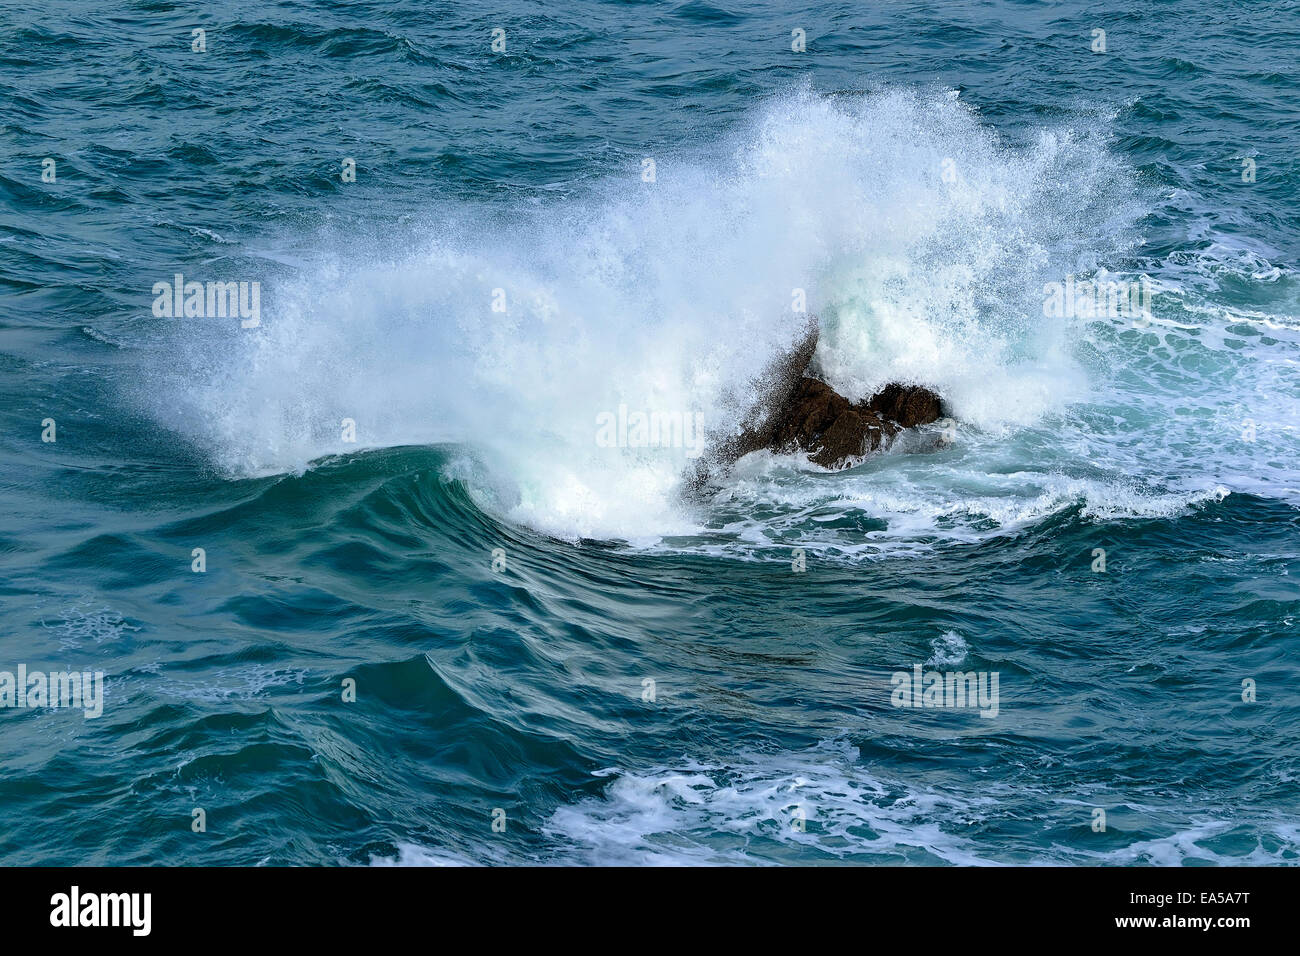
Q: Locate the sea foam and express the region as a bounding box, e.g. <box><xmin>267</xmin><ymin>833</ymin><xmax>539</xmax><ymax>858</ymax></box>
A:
<box><xmin>146</xmin><ymin>87</ymin><xmax>1293</xmax><ymax>548</ymax></box>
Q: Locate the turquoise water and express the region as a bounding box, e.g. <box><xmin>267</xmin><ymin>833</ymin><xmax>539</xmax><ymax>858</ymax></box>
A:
<box><xmin>1</xmin><ymin>0</ymin><xmax>1298</xmax><ymax>865</ymax></box>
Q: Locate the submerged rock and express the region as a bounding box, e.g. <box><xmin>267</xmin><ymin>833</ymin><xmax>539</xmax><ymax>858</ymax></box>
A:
<box><xmin>686</xmin><ymin>316</ymin><xmax>945</xmax><ymax>489</ymax></box>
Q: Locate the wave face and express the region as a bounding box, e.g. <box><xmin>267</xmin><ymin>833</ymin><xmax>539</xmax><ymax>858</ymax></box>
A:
<box><xmin>1</xmin><ymin>0</ymin><xmax>1299</xmax><ymax>866</ymax></box>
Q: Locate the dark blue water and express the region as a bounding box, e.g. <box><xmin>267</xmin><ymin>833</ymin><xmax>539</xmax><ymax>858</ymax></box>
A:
<box><xmin>2</xmin><ymin>0</ymin><xmax>1298</xmax><ymax>865</ymax></box>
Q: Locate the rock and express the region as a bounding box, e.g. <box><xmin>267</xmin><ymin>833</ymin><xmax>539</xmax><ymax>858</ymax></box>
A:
<box><xmin>864</xmin><ymin>382</ymin><xmax>943</xmax><ymax>430</ymax></box>
<box><xmin>773</xmin><ymin>377</ymin><xmax>944</xmax><ymax>468</ymax></box>
<box><xmin>704</xmin><ymin>315</ymin><xmax>822</xmax><ymax>467</ymax></box>
<box><xmin>684</xmin><ymin>315</ymin><xmax>946</xmax><ymax>490</ymax></box>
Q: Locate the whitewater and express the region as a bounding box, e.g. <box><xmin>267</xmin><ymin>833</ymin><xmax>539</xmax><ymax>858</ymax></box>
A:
<box><xmin>139</xmin><ymin>88</ymin><xmax>1294</xmax><ymax>554</ymax></box>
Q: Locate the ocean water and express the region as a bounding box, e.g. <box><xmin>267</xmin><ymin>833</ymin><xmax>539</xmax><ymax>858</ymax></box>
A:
<box><xmin>1</xmin><ymin>0</ymin><xmax>1298</xmax><ymax>866</ymax></box>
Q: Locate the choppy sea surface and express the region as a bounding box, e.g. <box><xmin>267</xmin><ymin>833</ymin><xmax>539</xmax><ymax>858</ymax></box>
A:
<box><xmin>2</xmin><ymin>0</ymin><xmax>1298</xmax><ymax>865</ymax></box>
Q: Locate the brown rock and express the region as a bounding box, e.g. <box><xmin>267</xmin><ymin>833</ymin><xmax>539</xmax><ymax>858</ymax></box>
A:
<box><xmin>687</xmin><ymin>316</ymin><xmax>821</xmax><ymax>482</ymax></box>
<box><xmin>771</xmin><ymin>377</ymin><xmax>941</xmax><ymax>469</ymax></box>
<box><xmin>864</xmin><ymin>382</ymin><xmax>943</xmax><ymax>429</ymax></box>
<box><xmin>683</xmin><ymin>315</ymin><xmax>946</xmax><ymax>490</ymax></box>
